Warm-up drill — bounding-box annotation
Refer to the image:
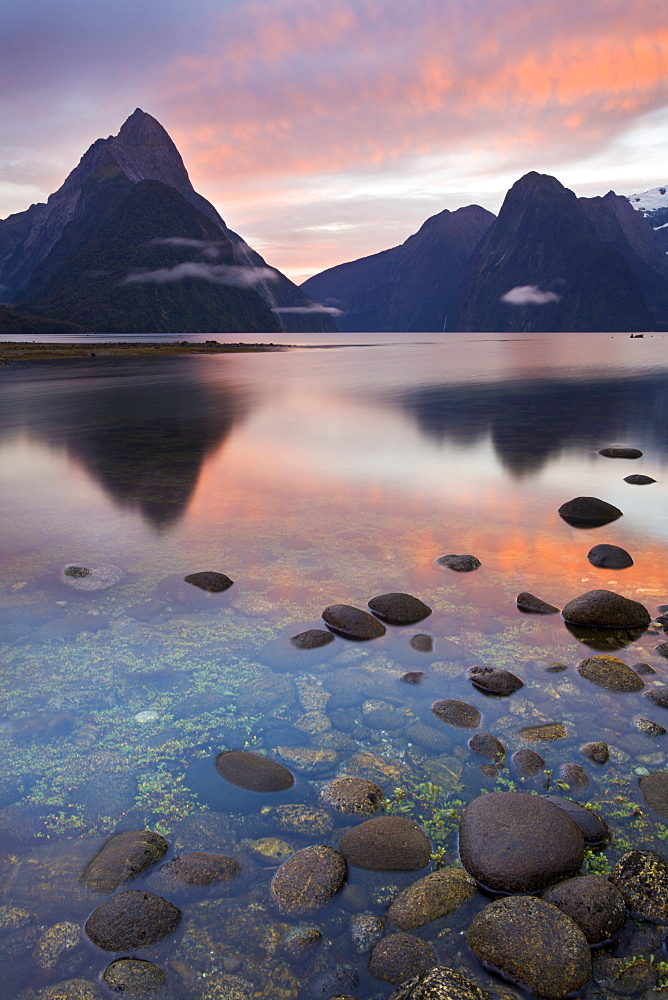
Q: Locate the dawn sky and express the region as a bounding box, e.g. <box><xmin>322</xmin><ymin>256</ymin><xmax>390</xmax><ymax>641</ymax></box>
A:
<box><xmin>1</xmin><ymin>0</ymin><xmax>667</xmax><ymax>283</ymax></box>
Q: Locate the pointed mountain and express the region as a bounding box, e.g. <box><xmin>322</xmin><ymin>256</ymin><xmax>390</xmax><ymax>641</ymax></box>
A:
<box><xmin>302</xmin><ymin>205</ymin><xmax>494</xmax><ymax>331</ymax></box>
<box><xmin>0</xmin><ymin>109</ymin><xmax>334</xmax><ymax>332</ymax></box>
<box><xmin>459</xmin><ymin>172</ymin><xmax>656</xmax><ymax>332</ymax></box>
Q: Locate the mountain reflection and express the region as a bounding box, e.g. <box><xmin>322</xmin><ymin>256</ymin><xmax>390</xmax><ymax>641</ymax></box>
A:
<box><xmin>0</xmin><ymin>357</ymin><xmax>251</xmax><ymax>529</ymax></box>
<box><xmin>400</xmin><ymin>372</ymin><xmax>668</xmax><ymax>476</ymax></box>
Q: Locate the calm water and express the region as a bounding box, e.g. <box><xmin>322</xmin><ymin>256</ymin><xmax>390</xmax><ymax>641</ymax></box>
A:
<box><xmin>2</xmin><ymin>332</ymin><xmax>668</xmax><ymax>997</ymax></box>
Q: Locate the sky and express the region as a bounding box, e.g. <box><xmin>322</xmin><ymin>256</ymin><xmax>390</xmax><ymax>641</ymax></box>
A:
<box><xmin>1</xmin><ymin>0</ymin><xmax>667</xmax><ymax>284</ymax></box>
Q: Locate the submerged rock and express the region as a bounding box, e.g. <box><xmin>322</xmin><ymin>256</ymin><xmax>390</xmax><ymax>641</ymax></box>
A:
<box><xmin>609</xmin><ymin>850</ymin><xmax>668</xmax><ymax>922</ymax></box>
<box><xmin>634</xmin><ymin>717</ymin><xmax>667</xmax><ymax>736</ymax></box>
<box><xmin>368</xmin><ymin>593</ymin><xmax>432</xmax><ymax>625</ymax></box>
<box><xmin>468</xmin><ymin>733</ymin><xmax>505</xmax><ymax>759</ymax></box>
<box><xmin>270</xmin><ymin>845</ymin><xmax>347</xmax><ymax>916</ymax></box>
<box><xmin>339</xmin><ymin>816</ymin><xmax>431</xmax><ymax>871</ymax></box>
<box><xmin>289</xmin><ymin>629</ymin><xmax>335</xmax><ymax>650</ymax></box>
<box><xmin>467</xmin><ymin>665</ymin><xmax>523</xmax><ymax>696</ymax></box>
<box><xmin>350</xmin><ymin>911</ymin><xmax>385</xmax><ymax>955</ymax></box>
<box><xmin>587</xmin><ymin>543</ymin><xmax>634</xmax><ymax>569</ymax></box>
<box><xmin>61</xmin><ymin>562</ymin><xmax>124</xmax><ymax>591</ymax></box>
<box><xmin>639</xmin><ymin>770</ymin><xmax>668</xmax><ymax>819</ymax></box>
<box><xmin>159</xmin><ymin>852</ymin><xmax>239</xmax><ymax>886</ymax></box>
<box><xmin>322</xmin><ymin>604</ymin><xmax>386</xmax><ymax>640</ymax></box>
<box><xmin>511</xmin><ymin>748</ymin><xmax>545</xmax><ymax>776</ymax></box>
<box><xmin>516</xmin><ymin>592</ymin><xmax>559</xmax><ymax>614</ymax></box>
<box><xmin>410</xmin><ymin>634</ymin><xmax>434</xmax><ymax>653</ymax></box>
<box><xmin>215</xmin><ymin>751</ymin><xmax>294</xmax><ymax>792</ymax></box>
<box><xmin>576</xmin><ymin>654</ymin><xmax>644</xmax><ymax>692</ymax></box>
<box><xmin>559</xmin><ymin>762</ymin><xmax>588</xmax><ymax>789</ymax></box>
<box><xmin>644</xmin><ymin>689</ymin><xmax>668</xmax><ymax>709</ymax></box>
<box><xmin>459</xmin><ymin>792</ymin><xmax>584</xmax><ymax>893</ymax></box>
<box><xmin>184</xmin><ymin>571</ymin><xmax>233</xmax><ymax>592</ymax></box>
<box><xmin>557</xmin><ymin>496</ymin><xmax>623</xmax><ymax>527</ymax></box>
<box><xmin>436</xmin><ymin>554</ymin><xmax>481</xmax><ymax>572</ymax></box>
<box><xmin>368</xmin><ymin>932</ymin><xmax>438</xmax><ymax>984</ymax></box>
<box><xmin>562</xmin><ymin>589</ymin><xmax>650</xmax><ymax>628</ymax></box>
<box><xmin>260</xmin><ymin>804</ymin><xmax>334</xmax><ymax>838</ymax></box>
<box><xmin>431</xmin><ymin>699</ymin><xmax>480</xmax><ymax>729</ymax></box>
<box><xmin>102</xmin><ymin>959</ymin><xmax>166</xmax><ymax>995</ymax></box>
<box><xmin>388</xmin><ymin>967</ymin><xmax>489</xmax><ymax>1000</ymax></box>
<box><xmin>518</xmin><ymin>721</ymin><xmax>566</xmax><ymax>741</ymax></box>
<box><xmin>580</xmin><ymin>741</ymin><xmax>609</xmax><ymax>764</ymax></box>
<box><xmin>84</xmin><ymin>890</ymin><xmax>180</xmax><ymax>951</ymax></box>
<box><xmin>319</xmin><ymin>776</ymin><xmax>384</xmax><ymax>816</ymax></box>
<box><xmin>387</xmin><ymin>869</ymin><xmax>478</xmax><ymax>930</ymax></box>
<box><xmin>467</xmin><ymin>896</ymin><xmax>591</xmax><ymax>997</ymax></box>
<box><xmin>400</xmin><ymin>671</ymin><xmax>425</xmax><ymax>684</ymax></box>
<box><xmin>80</xmin><ymin>830</ymin><xmax>168</xmax><ymax>892</ymax></box>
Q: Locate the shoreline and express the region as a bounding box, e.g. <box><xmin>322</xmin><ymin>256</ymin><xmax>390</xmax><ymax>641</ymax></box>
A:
<box><xmin>0</xmin><ymin>340</ymin><xmax>293</xmax><ymax>361</ymax></box>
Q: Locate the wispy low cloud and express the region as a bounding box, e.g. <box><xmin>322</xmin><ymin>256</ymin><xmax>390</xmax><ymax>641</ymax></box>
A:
<box><xmin>272</xmin><ymin>304</ymin><xmax>343</xmax><ymax>315</ymax></box>
<box><xmin>150</xmin><ymin>237</ymin><xmax>227</xmax><ymax>259</ymax></box>
<box><xmin>122</xmin><ymin>262</ymin><xmax>278</xmax><ymax>286</ymax></box>
<box><xmin>501</xmin><ymin>285</ymin><xmax>562</xmax><ymax>305</ymax></box>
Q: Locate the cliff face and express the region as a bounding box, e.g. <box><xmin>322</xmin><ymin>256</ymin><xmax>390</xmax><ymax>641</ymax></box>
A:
<box><xmin>458</xmin><ymin>172</ymin><xmax>656</xmax><ymax>333</ymax></box>
<box><xmin>302</xmin><ymin>205</ymin><xmax>494</xmax><ymax>331</ymax></box>
<box><xmin>0</xmin><ymin>109</ymin><xmax>335</xmax><ymax>332</ymax></box>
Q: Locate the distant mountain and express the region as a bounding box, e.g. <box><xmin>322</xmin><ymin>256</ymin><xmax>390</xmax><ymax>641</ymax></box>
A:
<box><xmin>301</xmin><ymin>205</ymin><xmax>494</xmax><ymax>331</ymax></box>
<box><xmin>459</xmin><ymin>172</ymin><xmax>657</xmax><ymax>332</ymax></box>
<box><xmin>628</xmin><ymin>184</ymin><xmax>668</xmax><ymax>256</ymax></box>
<box><xmin>0</xmin><ymin>109</ymin><xmax>334</xmax><ymax>333</ymax></box>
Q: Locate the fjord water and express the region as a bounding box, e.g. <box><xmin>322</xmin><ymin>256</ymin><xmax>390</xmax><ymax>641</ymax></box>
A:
<box><xmin>1</xmin><ymin>332</ymin><xmax>668</xmax><ymax>996</ymax></box>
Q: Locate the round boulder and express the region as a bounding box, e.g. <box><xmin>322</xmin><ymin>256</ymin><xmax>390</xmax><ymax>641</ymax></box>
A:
<box><xmin>159</xmin><ymin>852</ymin><xmax>239</xmax><ymax>886</ymax></box>
<box><xmin>322</xmin><ymin>604</ymin><xmax>386</xmax><ymax>640</ymax></box>
<box><xmin>576</xmin><ymin>654</ymin><xmax>644</xmax><ymax>692</ymax></box>
<box><xmin>599</xmin><ymin>446</ymin><xmax>642</xmax><ymax>458</ymax></box>
<box><xmin>184</xmin><ymin>571</ymin><xmax>233</xmax><ymax>592</ymax></box>
<box><xmin>587</xmin><ymin>544</ymin><xmax>634</xmax><ymax>569</ymax></box>
<box><xmin>436</xmin><ymin>554</ymin><xmax>481</xmax><ymax>572</ymax></box>
<box><xmin>410</xmin><ymin>634</ymin><xmax>433</xmax><ymax>653</ymax></box>
<box><xmin>516</xmin><ymin>592</ymin><xmax>559</xmax><ymax>614</ymax></box>
<box><xmin>645</xmin><ymin>689</ymin><xmax>668</xmax><ymax>709</ymax></box>
<box><xmin>338</xmin><ymin>816</ymin><xmax>431</xmax><ymax>871</ymax></box>
<box><xmin>543</xmin><ymin>796</ymin><xmax>609</xmax><ymax>845</ymax></box>
<box><xmin>557</xmin><ymin>496</ymin><xmax>623</xmax><ymax>527</ymax></box>
<box><xmin>458</xmin><ymin>792</ymin><xmax>584</xmax><ymax>893</ymax></box>
<box><xmin>624</xmin><ymin>474</ymin><xmax>656</xmax><ymax>485</ymax></box>
<box><xmin>215</xmin><ymin>751</ymin><xmax>294</xmax><ymax>792</ymax></box>
<box><xmin>319</xmin><ymin>777</ymin><xmax>384</xmax><ymax>816</ymax></box>
<box><xmin>290</xmin><ymin>629</ymin><xmax>335</xmax><ymax>650</ymax></box>
<box><xmin>367</xmin><ymin>593</ymin><xmax>432</xmax><ymax>626</ymax></box>
<box><xmin>467</xmin><ymin>665</ymin><xmax>523</xmax><ymax>696</ymax></box>
<box><xmin>542</xmin><ymin>874</ymin><xmax>626</xmax><ymax>945</ymax></box>
<box><xmin>559</xmin><ymin>763</ymin><xmax>588</xmax><ymax>789</ymax></box>
<box><xmin>80</xmin><ymin>830</ymin><xmax>168</xmax><ymax>892</ymax></box>
<box><xmin>387</xmin><ymin>967</ymin><xmax>489</xmax><ymax>1000</ymax></box>
<box><xmin>466</xmin><ymin>895</ymin><xmax>591</xmax><ymax>997</ymax></box>
<box><xmin>103</xmin><ymin>959</ymin><xmax>166</xmax><ymax>995</ymax></box>
<box><xmin>431</xmin><ymin>699</ymin><xmax>480</xmax><ymax>729</ymax></box>
<box><xmin>511</xmin><ymin>748</ymin><xmax>545</xmax><ymax>776</ymax></box>
<box><xmin>609</xmin><ymin>850</ymin><xmax>668</xmax><ymax>922</ymax></box>
<box><xmin>270</xmin><ymin>845</ymin><xmax>347</xmax><ymax>916</ymax></box>
<box><xmin>368</xmin><ymin>932</ymin><xmax>438</xmax><ymax>984</ymax></box>
<box><xmin>562</xmin><ymin>589</ymin><xmax>650</xmax><ymax>628</ymax></box>
<box><xmin>387</xmin><ymin>868</ymin><xmax>477</xmax><ymax>930</ymax></box>
<box><xmin>84</xmin><ymin>890</ymin><xmax>181</xmax><ymax>951</ymax></box>
<box><xmin>468</xmin><ymin>733</ymin><xmax>505</xmax><ymax>759</ymax></box>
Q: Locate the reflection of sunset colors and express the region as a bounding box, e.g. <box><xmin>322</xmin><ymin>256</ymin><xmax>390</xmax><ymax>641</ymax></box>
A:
<box><xmin>2</xmin><ymin>0</ymin><xmax>667</xmax><ymax>280</ymax></box>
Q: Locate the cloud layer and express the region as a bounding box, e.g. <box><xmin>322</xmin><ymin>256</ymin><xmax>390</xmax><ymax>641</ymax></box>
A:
<box><xmin>501</xmin><ymin>285</ymin><xmax>562</xmax><ymax>306</ymax></box>
<box><xmin>123</xmin><ymin>262</ymin><xmax>277</xmax><ymax>286</ymax></box>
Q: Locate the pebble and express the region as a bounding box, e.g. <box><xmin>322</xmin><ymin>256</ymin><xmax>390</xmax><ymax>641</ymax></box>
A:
<box><xmin>587</xmin><ymin>543</ymin><xmax>634</xmax><ymax>569</ymax></box>
<box><xmin>410</xmin><ymin>634</ymin><xmax>433</xmax><ymax>652</ymax></box>
<box><xmin>431</xmin><ymin>699</ymin><xmax>481</xmax><ymax>729</ymax></box>
<box><xmin>290</xmin><ymin>629</ymin><xmax>335</xmax><ymax>649</ymax></box>
<box><xmin>468</xmin><ymin>733</ymin><xmax>505</xmax><ymax>759</ymax></box>
<box><xmin>467</xmin><ymin>665</ymin><xmax>523</xmax><ymax>696</ymax></box>
<box><xmin>580</xmin><ymin>741</ymin><xmax>609</xmax><ymax>764</ymax></box>
<box><xmin>321</xmin><ymin>604</ymin><xmax>386</xmax><ymax>640</ymax></box>
<box><xmin>576</xmin><ymin>654</ymin><xmax>644</xmax><ymax>692</ymax></box>
<box><xmin>319</xmin><ymin>776</ymin><xmax>384</xmax><ymax>816</ymax></box>
<box><xmin>184</xmin><ymin>571</ymin><xmax>233</xmax><ymax>592</ymax></box>
<box><xmin>367</xmin><ymin>592</ymin><xmax>432</xmax><ymax>625</ymax></box>
<box><xmin>511</xmin><ymin>748</ymin><xmax>545</xmax><ymax>776</ymax></box>
<box><xmin>215</xmin><ymin>751</ymin><xmax>294</xmax><ymax>792</ymax></box>
<box><xmin>436</xmin><ymin>554</ymin><xmax>481</xmax><ymax>572</ymax></box>
<box><xmin>557</xmin><ymin>496</ymin><xmax>623</xmax><ymax>527</ymax></box>
<box><xmin>516</xmin><ymin>592</ymin><xmax>559</xmax><ymax>614</ymax></box>
<box><xmin>270</xmin><ymin>845</ymin><xmax>347</xmax><ymax>916</ymax></box>
<box><xmin>387</xmin><ymin>868</ymin><xmax>477</xmax><ymax>930</ymax></box>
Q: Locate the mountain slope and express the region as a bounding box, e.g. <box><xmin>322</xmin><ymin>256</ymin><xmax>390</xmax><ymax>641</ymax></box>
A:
<box><xmin>628</xmin><ymin>184</ymin><xmax>668</xmax><ymax>256</ymax></box>
<box><xmin>0</xmin><ymin>109</ymin><xmax>334</xmax><ymax>332</ymax></box>
<box><xmin>459</xmin><ymin>172</ymin><xmax>656</xmax><ymax>332</ymax></box>
<box><xmin>301</xmin><ymin>205</ymin><xmax>494</xmax><ymax>331</ymax></box>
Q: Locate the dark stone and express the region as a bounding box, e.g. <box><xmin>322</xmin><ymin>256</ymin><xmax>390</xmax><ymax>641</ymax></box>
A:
<box><xmin>525</xmin><ymin>657</ymin><xmax>568</xmax><ymax>672</ymax></box>
<box><xmin>519</xmin><ymin>722</ymin><xmax>566</xmax><ymax>741</ymax></box>
<box><xmin>543</xmin><ymin>875</ymin><xmax>625</xmax><ymax>945</ymax></box>
<box><xmin>544</xmin><ymin>796</ymin><xmax>610</xmax><ymax>845</ymax></box>
<box><xmin>624</xmin><ymin>474</ymin><xmax>656</xmax><ymax>484</ymax></box>
<box><xmin>511</xmin><ymin>748</ymin><xmax>545</xmax><ymax>776</ymax></box>
<box><xmin>270</xmin><ymin>845</ymin><xmax>347</xmax><ymax>916</ymax></box>
<box><xmin>215</xmin><ymin>751</ymin><xmax>294</xmax><ymax>792</ymax></box>
<box><xmin>368</xmin><ymin>932</ymin><xmax>438</xmax><ymax>984</ymax></box>
<box><xmin>406</xmin><ymin>722</ymin><xmax>448</xmax><ymax>752</ymax></box>
<box><xmin>64</xmin><ymin>566</ymin><xmax>90</xmax><ymax>579</ymax></box>
<box><xmin>183</xmin><ymin>571</ymin><xmax>233</xmax><ymax>592</ymax></box>
<box><xmin>633</xmin><ymin>662</ymin><xmax>656</xmax><ymax>674</ymax></box>
<box><xmin>576</xmin><ymin>654</ymin><xmax>644</xmax><ymax>691</ymax></box>
<box><xmin>516</xmin><ymin>592</ymin><xmax>559</xmax><ymax>614</ymax></box>
<box><xmin>436</xmin><ymin>554</ymin><xmax>481</xmax><ymax>572</ymax></box>
<box><xmin>400</xmin><ymin>671</ymin><xmax>425</xmax><ymax>684</ymax></box>
<box><xmin>459</xmin><ymin>792</ymin><xmax>585</xmax><ymax>893</ymax></box>
<box><xmin>290</xmin><ymin>629</ymin><xmax>335</xmax><ymax>650</ymax></box>
<box><xmin>609</xmin><ymin>850</ymin><xmax>668</xmax><ymax>922</ymax></box>
<box><xmin>633</xmin><ymin>717</ymin><xmax>667</xmax><ymax>736</ymax></box>
<box><xmin>557</xmin><ymin>496</ymin><xmax>623</xmax><ymax>527</ymax></box>
<box><xmin>431</xmin><ymin>699</ymin><xmax>480</xmax><ymax>729</ymax></box>
<box><xmin>580</xmin><ymin>741</ymin><xmax>609</xmax><ymax>764</ymax></box>
<box><xmin>599</xmin><ymin>446</ymin><xmax>643</xmax><ymax>458</ymax></box>
<box><xmin>308</xmin><ymin>969</ymin><xmax>359</xmax><ymax>999</ymax></box>
<box><xmin>319</xmin><ymin>777</ymin><xmax>384</xmax><ymax>816</ymax></box>
<box><xmin>559</xmin><ymin>763</ymin><xmax>588</xmax><ymax>788</ymax></box>
<box><xmin>656</xmin><ymin>641</ymin><xmax>668</xmax><ymax>658</ymax></box>
<box><xmin>410</xmin><ymin>634</ymin><xmax>433</xmax><ymax>653</ymax></box>
<box><xmin>467</xmin><ymin>665</ymin><xmax>523</xmax><ymax>696</ymax></box>
<box><xmin>644</xmin><ymin>689</ymin><xmax>668</xmax><ymax>709</ymax></box>
<box><xmin>387</xmin><ymin>967</ymin><xmax>489</xmax><ymax>1000</ymax></box>
<box><xmin>322</xmin><ymin>604</ymin><xmax>386</xmax><ymax>640</ymax></box>
<box><xmin>80</xmin><ymin>830</ymin><xmax>168</xmax><ymax>892</ymax></box>
<box><xmin>387</xmin><ymin>869</ymin><xmax>477</xmax><ymax>930</ymax></box>
<box><xmin>84</xmin><ymin>890</ymin><xmax>181</xmax><ymax>950</ymax></box>
<box><xmin>368</xmin><ymin>593</ymin><xmax>432</xmax><ymax>626</ymax></box>
<box><xmin>587</xmin><ymin>543</ymin><xmax>634</xmax><ymax>569</ymax></box>
<box><xmin>639</xmin><ymin>770</ymin><xmax>668</xmax><ymax>819</ymax></box>
<box><xmin>466</xmin><ymin>896</ymin><xmax>591</xmax><ymax>997</ymax></box>
<box><xmin>103</xmin><ymin>959</ymin><xmax>166</xmax><ymax>995</ymax></box>
<box><xmin>468</xmin><ymin>733</ymin><xmax>505</xmax><ymax>759</ymax></box>
<box><xmin>279</xmin><ymin>925</ymin><xmax>322</xmax><ymax>959</ymax></box>
<box><xmin>159</xmin><ymin>852</ymin><xmax>239</xmax><ymax>886</ymax></box>
<box><xmin>338</xmin><ymin>816</ymin><xmax>431</xmax><ymax>871</ymax></box>
<box><xmin>562</xmin><ymin>589</ymin><xmax>650</xmax><ymax>628</ymax></box>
